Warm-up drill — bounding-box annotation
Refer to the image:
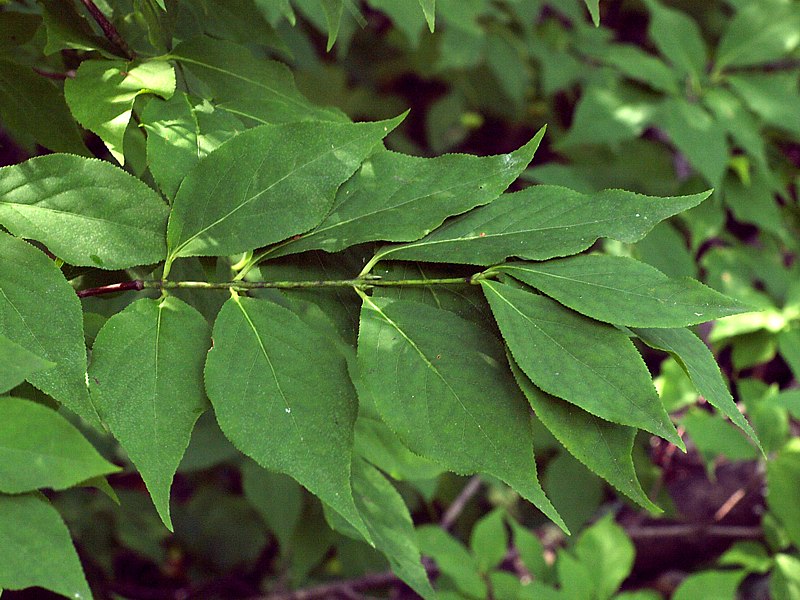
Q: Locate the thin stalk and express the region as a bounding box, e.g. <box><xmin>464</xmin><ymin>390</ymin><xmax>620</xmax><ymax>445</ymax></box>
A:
<box><xmin>79</xmin><ymin>0</ymin><xmax>136</xmax><ymax>60</ymax></box>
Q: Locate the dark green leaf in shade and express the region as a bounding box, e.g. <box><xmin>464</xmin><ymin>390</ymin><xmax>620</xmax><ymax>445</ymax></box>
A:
<box><xmin>39</xmin><ymin>0</ymin><xmax>117</xmax><ymax>56</ymax></box>
<box><xmin>418</xmin><ymin>0</ymin><xmax>435</xmax><ymax>31</ymax></box>
<box><xmin>0</xmin><ymin>232</ymin><xmax>100</xmax><ymax>427</ymax></box>
<box><xmin>348</xmin><ymin>458</ymin><xmax>436</xmax><ymax>599</ymax></box>
<box><xmin>357</xmin><ymin>295</ymin><xmax>566</xmax><ymax>530</ymax></box>
<box><xmin>0</xmin><ymin>493</ymin><xmax>92</xmax><ymax>599</ymax></box>
<box><xmin>0</xmin><ymin>397</ymin><xmax>119</xmax><ymax>494</ymax></box>
<box><xmin>241</xmin><ymin>460</ymin><xmax>302</xmax><ymax>554</ymax></box>
<box><xmin>0</xmin><ymin>12</ymin><xmax>40</xmax><ymax>52</ymax></box>
<box><xmin>88</xmin><ymin>297</ymin><xmax>211</xmax><ymax>530</ymax></box>
<box><xmin>370</xmin><ymin>186</ymin><xmax>710</xmax><ymax>267</ymax></box>
<box><xmin>0</xmin><ymin>154</ymin><xmax>169</xmax><ymax>269</ymax></box>
<box><xmin>574</xmin><ymin>515</ymin><xmax>635</xmax><ymax>600</ymax></box>
<box><xmin>270</xmin><ymin>128</ymin><xmax>544</xmax><ymax>258</ymax></box>
<box><xmin>166</xmin><ymin>115</ymin><xmax>404</xmax><ymax>265</ymax></box>
<box><xmin>509</xmin><ymin>360</ymin><xmax>660</xmax><ymax>512</ymax></box>
<box><xmin>642</xmin><ymin>0</ymin><xmax>707</xmax><ymax>79</ymax></box>
<box><xmin>482</xmin><ymin>281</ymin><xmax>682</xmax><ymax>447</ymax></box>
<box><xmin>470</xmin><ymin>508</ymin><xmax>508</xmax><ymax>573</ymax></box>
<box><xmin>64</xmin><ymin>59</ymin><xmax>176</xmax><ymax>163</ymax></box>
<box><xmin>0</xmin><ymin>335</ymin><xmax>54</xmax><ymax>394</ymax></box>
<box><xmin>169</xmin><ymin>37</ymin><xmax>347</xmax><ymax>124</ymax></box>
<box><xmin>205</xmin><ymin>295</ymin><xmax>368</xmax><ymax>540</ymax></box>
<box><xmin>320</xmin><ymin>0</ymin><xmax>344</xmax><ymax>50</ymax></box>
<box><xmin>499</xmin><ymin>255</ymin><xmax>749</xmax><ymax>328</ymax></box>
<box><xmin>632</xmin><ymin>326</ymin><xmax>762</xmax><ymax>451</ymax></box>
<box><xmin>767</xmin><ymin>439</ymin><xmax>800</xmax><ymax>549</ymax></box>
<box><xmin>142</xmin><ymin>92</ymin><xmax>244</xmax><ymax>199</ymax></box>
<box><xmin>583</xmin><ymin>0</ymin><xmax>600</xmax><ymax>26</ymax></box>
<box><xmin>417</xmin><ymin>525</ymin><xmax>486</xmax><ymax>597</ymax></box>
<box><xmin>0</xmin><ymin>61</ymin><xmax>88</xmax><ymax>156</ymax></box>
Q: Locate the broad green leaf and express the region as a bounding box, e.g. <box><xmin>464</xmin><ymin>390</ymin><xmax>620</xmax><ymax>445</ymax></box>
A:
<box><xmin>350</xmin><ymin>459</ymin><xmax>435</xmax><ymax>599</ymax></box>
<box><xmin>0</xmin><ymin>154</ymin><xmax>169</xmax><ymax>269</ymax></box>
<box><xmin>510</xmin><ymin>360</ymin><xmax>659</xmax><ymax>512</ymax></box>
<box><xmin>205</xmin><ymin>295</ymin><xmax>368</xmax><ymax>540</ymax></box>
<box><xmin>470</xmin><ymin>508</ymin><xmax>508</xmax><ymax>573</ymax></box>
<box><xmin>272</xmin><ymin>128</ymin><xmax>544</xmax><ymax>257</ymax></box>
<box><xmin>482</xmin><ymin>281</ymin><xmax>682</xmax><ymax>447</ymax></box>
<box><xmin>632</xmin><ymin>327</ymin><xmax>761</xmax><ymax>451</ymax></box>
<box><xmin>0</xmin><ymin>232</ymin><xmax>99</xmax><ymax>427</ymax></box>
<box><xmin>0</xmin><ymin>61</ymin><xmax>88</xmax><ymax>155</ymax></box>
<box><xmin>583</xmin><ymin>0</ymin><xmax>600</xmax><ymax>26</ymax></box>
<box><xmin>0</xmin><ymin>12</ymin><xmax>40</xmax><ymax>52</ymax></box>
<box><xmin>166</xmin><ymin>115</ymin><xmax>404</xmax><ymax>265</ymax></box>
<box><xmin>574</xmin><ymin>515</ymin><xmax>635</xmax><ymax>600</ymax></box>
<box><xmin>0</xmin><ymin>397</ymin><xmax>119</xmax><ymax>494</ymax></box>
<box><xmin>716</xmin><ymin>0</ymin><xmax>800</xmax><ymax>70</ymax></box>
<box><xmin>718</xmin><ymin>541</ymin><xmax>772</xmax><ymax>574</ymax></box>
<box><xmin>557</xmin><ymin>550</ymin><xmax>594</xmax><ymax>600</ymax></box>
<box><xmin>601</xmin><ymin>44</ymin><xmax>680</xmax><ymax>94</ymax></box>
<box><xmin>357</xmin><ymin>295</ymin><xmax>566</xmax><ymax>531</ymax></box>
<box><xmin>142</xmin><ymin>92</ymin><xmax>243</xmax><ymax>199</ymax></box>
<box><xmin>64</xmin><ymin>59</ymin><xmax>176</xmax><ymax>164</ymax></box>
<box><xmin>371</xmin><ymin>186</ymin><xmax>710</xmax><ymax>267</ymax></box>
<box><xmin>673</xmin><ymin>570</ymin><xmax>746</xmax><ymax>600</ymax></box>
<box><xmin>0</xmin><ymin>335</ymin><xmax>54</xmax><ymax>394</ymax></box>
<box><xmin>767</xmin><ymin>438</ymin><xmax>800</xmax><ymax>548</ymax></box>
<box><xmin>169</xmin><ymin>37</ymin><xmax>347</xmax><ymax>124</ymax></box>
<box><xmin>681</xmin><ymin>409</ymin><xmax>758</xmax><ymax>465</ymax></box>
<box><xmin>321</xmin><ymin>0</ymin><xmax>344</xmax><ymax>51</ymax></box>
<box><xmin>772</xmin><ymin>554</ymin><xmax>800</xmax><ymax>600</ymax></box>
<box><xmin>418</xmin><ymin>0</ymin><xmax>435</xmax><ymax>31</ymax></box>
<box><xmin>88</xmin><ymin>297</ymin><xmax>210</xmax><ymax>530</ymax></box>
<box><xmin>499</xmin><ymin>255</ymin><xmax>748</xmax><ymax>328</ymax></box>
<box><xmin>726</xmin><ymin>72</ymin><xmax>800</xmax><ymax>137</ymax></box>
<box><xmin>643</xmin><ymin>0</ymin><xmax>707</xmax><ymax>79</ymax></box>
<box><xmin>417</xmin><ymin>525</ymin><xmax>486</xmax><ymax>598</ymax></box>
<box><xmin>0</xmin><ymin>493</ymin><xmax>91</xmax><ymax>599</ymax></box>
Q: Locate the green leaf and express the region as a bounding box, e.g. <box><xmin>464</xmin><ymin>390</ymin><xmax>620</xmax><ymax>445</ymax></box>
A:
<box><xmin>64</xmin><ymin>59</ymin><xmax>176</xmax><ymax>164</ymax></box>
<box><xmin>482</xmin><ymin>281</ymin><xmax>682</xmax><ymax>448</ymax></box>
<box><xmin>0</xmin><ymin>12</ymin><xmax>40</xmax><ymax>52</ymax></box>
<box><xmin>357</xmin><ymin>294</ymin><xmax>566</xmax><ymax>531</ymax></box>
<box><xmin>632</xmin><ymin>327</ymin><xmax>762</xmax><ymax>452</ymax></box>
<box><xmin>583</xmin><ymin>0</ymin><xmax>600</xmax><ymax>26</ymax></box>
<box><xmin>417</xmin><ymin>525</ymin><xmax>486</xmax><ymax>598</ymax></box>
<box><xmin>574</xmin><ymin>515</ymin><xmax>635</xmax><ymax>600</ymax></box>
<box><xmin>498</xmin><ymin>255</ymin><xmax>748</xmax><ymax>328</ymax></box>
<box><xmin>643</xmin><ymin>0</ymin><xmax>707</xmax><ymax>79</ymax></box>
<box><xmin>470</xmin><ymin>508</ymin><xmax>508</xmax><ymax>573</ymax></box>
<box><xmin>718</xmin><ymin>541</ymin><xmax>772</xmax><ymax>574</ymax></box>
<box><xmin>371</xmin><ymin>186</ymin><xmax>710</xmax><ymax>267</ymax></box>
<box><xmin>141</xmin><ymin>92</ymin><xmax>243</xmax><ymax>199</ymax></box>
<box><xmin>272</xmin><ymin>128</ymin><xmax>544</xmax><ymax>257</ymax></box>
<box><xmin>0</xmin><ymin>493</ymin><xmax>92</xmax><ymax>599</ymax></box>
<box><xmin>0</xmin><ymin>61</ymin><xmax>88</xmax><ymax>155</ymax></box>
<box><xmin>321</xmin><ymin>0</ymin><xmax>344</xmax><ymax>51</ymax></box>
<box><xmin>557</xmin><ymin>550</ymin><xmax>594</xmax><ymax>600</ymax></box>
<box><xmin>241</xmin><ymin>461</ymin><xmax>302</xmax><ymax>554</ymax></box>
<box><xmin>726</xmin><ymin>72</ymin><xmax>800</xmax><ymax>137</ymax></box>
<box><xmin>0</xmin><ymin>154</ymin><xmax>169</xmax><ymax>269</ymax></box>
<box><xmin>350</xmin><ymin>459</ymin><xmax>435</xmax><ymax>599</ymax></box>
<box><xmin>0</xmin><ymin>232</ymin><xmax>99</xmax><ymax>427</ymax></box>
<box><xmin>166</xmin><ymin>115</ymin><xmax>404</xmax><ymax>265</ymax></box>
<box><xmin>418</xmin><ymin>0</ymin><xmax>435</xmax><ymax>31</ymax></box>
<box><xmin>39</xmin><ymin>0</ymin><xmax>117</xmax><ymax>56</ymax></box>
<box><xmin>510</xmin><ymin>360</ymin><xmax>659</xmax><ymax>512</ymax></box>
<box><xmin>0</xmin><ymin>335</ymin><xmax>54</xmax><ymax>394</ymax></box>
<box><xmin>772</xmin><ymin>554</ymin><xmax>800</xmax><ymax>600</ymax></box>
<box><xmin>0</xmin><ymin>397</ymin><xmax>119</xmax><ymax>494</ymax></box>
<box><xmin>507</xmin><ymin>517</ymin><xmax>549</xmax><ymax>582</ymax></box>
<box><xmin>672</xmin><ymin>570</ymin><xmax>746</xmax><ymax>600</ymax></box>
<box><xmin>681</xmin><ymin>408</ymin><xmax>758</xmax><ymax>465</ymax></box>
<box><xmin>169</xmin><ymin>37</ymin><xmax>347</xmax><ymax>124</ymax></box>
<box><xmin>88</xmin><ymin>297</ymin><xmax>210</xmax><ymax>530</ymax></box>
<box><xmin>601</xmin><ymin>45</ymin><xmax>679</xmax><ymax>94</ymax></box>
<box><xmin>767</xmin><ymin>438</ymin><xmax>800</xmax><ymax>548</ymax></box>
<box><xmin>716</xmin><ymin>0</ymin><xmax>800</xmax><ymax>70</ymax></box>
<box><xmin>205</xmin><ymin>295</ymin><xmax>368</xmax><ymax>540</ymax></box>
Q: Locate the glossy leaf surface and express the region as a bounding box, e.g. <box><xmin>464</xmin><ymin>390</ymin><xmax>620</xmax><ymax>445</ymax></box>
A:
<box><xmin>0</xmin><ymin>335</ymin><xmax>53</xmax><ymax>394</ymax></box>
<box><xmin>482</xmin><ymin>281</ymin><xmax>681</xmax><ymax>447</ymax></box>
<box><xmin>0</xmin><ymin>154</ymin><xmax>169</xmax><ymax>269</ymax></box>
<box><xmin>0</xmin><ymin>232</ymin><xmax>99</xmax><ymax>427</ymax></box>
<box><xmin>166</xmin><ymin>115</ymin><xmax>403</xmax><ymax>263</ymax></box>
<box><xmin>89</xmin><ymin>297</ymin><xmax>211</xmax><ymax>530</ymax></box>
<box><xmin>357</xmin><ymin>295</ymin><xmax>565</xmax><ymax>530</ymax></box>
<box><xmin>273</xmin><ymin>128</ymin><xmax>544</xmax><ymax>257</ymax></box>
<box><xmin>205</xmin><ymin>295</ymin><xmax>367</xmax><ymax>539</ymax></box>
<box><xmin>499</xmin><ymin>255</ymin><xmax>748</xmax><ymax>327</ymax></box>
<box><xmin>0</xmin><ymin>397</ymin><xmax>118</xmax><ymax>494</ymax></box>
<box><xmin>373</xmin><ymin>186</ymin><xmax>709</xmax><ymax>266</ymax></box>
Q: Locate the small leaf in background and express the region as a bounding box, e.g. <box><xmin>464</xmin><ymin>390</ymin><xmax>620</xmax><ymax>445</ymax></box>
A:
<box><xmin>633</xmin><ymin>327</ymin><xmax>762</xmax><ymax>451</ymax></box>
<box><xmin>374</xmin><ymin>186</ymin><xmax>709</xmax><ymax>266</ymax></box>
<box><xmin>0</xmin><ymin>335</ymin><xmax>54</xmax><ymax>394</ymax></box>
<box><xmin>483</xmin><ymin>281</ymin><xmax>682</xmax><ymax>447</ymax></box>
<box><xmin>672</xmin><ymin>569</ymin><xmax>746</xmax><ymax>600</ymax></box>
<box><xmin>0</xmin><ymin>493</ymin><xmax>92</xmax><ymax>599</ymax></box>
<box><xmin>0</xmin><ymin>397</ymin><xmax>119</xmax><ymax>494</ymax></box>
<box><xmin>274</xmin><ymin>127</ymin><xmax>544</xmax><ymax>257</ymax></box>
<box><xmin>0</xmin><ymin>232</ymin><xmax>99</xmax><ymax>427</ymax></box>
<box><xmin>205</xmin><ymin>295</ymin><xmax>368</xmax><ymax>540</ymax></box>
<box><xmin>65</xmin><ymin>59</ymin><xmax>176</xmax><ymax>163</ymax></box>
<box><xmin>39</xmin><ymin>0</ymin><xmax>117</xmax><ymax>55</ymax></box>
<box><xmin>320</xmin><ymin>0</ymin><xmax>344</xmax><ymax>50</ymax></box>
<box><xmin>718</xmin><ymin>541</ymin><xmax>772</xmax><ymax>574</ymax></box>
<box><xmin>725</xmin><ymin>72</ymin><xmax>800</xmax><ymax>137</ymax></box>
<box><xmin>544</xmin><ymin>453</ymin><xmax>604</xmax><ymax>532</ymax></box>
<box><xmin>779</xmin><ymin>329</ymin><xmax>800</xmax><ymax>380</ymax></box>
<box><xmin>681</xmin><ymin>408</ymin><xmax>758</xmax><ymax>466</ymax></box>
<box><xmin>499</xmin><ymin>255</ymin><xmax>747</xmax><ymax>328</ymax></box>
<box><xmin>511</xmin><ymin>361</ymin><xmax>659</xmax><ymax>513</ymax></box>
<box><xmin>166</xmin><ymin>115</ymin><xmax>404</xmax><ymax>263</ymax></box>
<box><xmin>0</xmin><ymin>154</ymin><xmax>169</xmax><ymax>269</ymax></box>
<box><xmin>601</xmin><ymin>44</ymin><xmax>680</xmax><ymax>94</ymax></box>
<box><xmin>574</xmin><ymin>515</ymin><xmax>635</xmax><ymax>600</ymax></box>
<box><xmin>89</xmin><ymin>296</ymin><xmax>210</xmax><ymax>530</ymax></box>
<box><xmin>241</xmin><ymin>460</ymin><xmax>303</xmax><ymax>555</ymax></box>
<box><xmin>767</xmin><ymin>438</ymin><xmax>800</xmax><ymax>549</ymax></box>
<box><xmin>141</xmin><ymin>92</ymin><xmax>243</xmax><ymax>199</ymax></box>
<box><xmin>642</xmin><ymin>0</ymin><xmax>707</xmax><ymax>80</ymax></box>
<box><xmin>507</xmin><ymin>516</ymin><xmax>550</xmax><ymax>583</ymax></box>
<box><xmin>771</xmin><ymin>554</ymin><xmax>800</xmax><ymax>600</ymax></box>
<box><xmin>418</xmin><ymin>0</ymin><xmax>435</xmax><ymax>31</ymax></box>
<box><xmin>357</xmin><ymin>295</ymin><xmax>565</xmax><ymax>531</ymax></box>
<box><xmin>583</xmin><ymin>0</ymin><xmax>600</xmax><ymax>26</ymax></box>
<box><xmin>417</xmin><ymin>525</ymin><xmax>486</xmax><ymax>598</ymax></box>
<box><xmin>557</xmin><ymin>549</ymin><xmax>594</xmax><ymax>600</ymax></box>
<box><xmin>470</xmin><ymin>508</ymin><xmax>508</xmax><ymax>573</ymax></box>
<box><xmin>169</xmin><ymin>37</ymin><xmax>347</xmax><ymax>124</ymax></box>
